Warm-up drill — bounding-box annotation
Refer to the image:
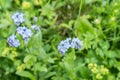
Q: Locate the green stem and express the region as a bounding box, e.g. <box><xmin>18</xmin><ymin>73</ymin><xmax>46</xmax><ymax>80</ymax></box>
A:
<box><xmin>78</xmin><ymin>0</ymin><xmax>83</xmax><ymax>17</ymax></box>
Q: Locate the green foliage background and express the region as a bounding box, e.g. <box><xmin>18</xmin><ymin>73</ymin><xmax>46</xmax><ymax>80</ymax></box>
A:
<box><xmin>0</xmin><ymin>0</ymin><xmax>120</xmax><ymax>80</ymax></box>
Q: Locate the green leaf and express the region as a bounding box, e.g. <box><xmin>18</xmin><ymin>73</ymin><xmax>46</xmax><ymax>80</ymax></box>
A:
<box><xmin>79</xmin><ymin>66</ymin><xmax>90</xmax><ymax>78</ymax></box>
<box><xmin>29</xmin><ymin>31</ymin><xmax>42</xmax><ymax>47</ymax></box>
<box><xmin>74</xmin><ymin>16</ymin><xmax>95</xmax><ymax>37</ymax></box>
<box><xmin>109</xmin><ymin>59</ymin><xmax>116</xmax><ymax>67</ymax></box>
<box><xmin>0</xmin><ymin>0</ymin><xmax>12</xmax><ymax>9</ymax></box>
<box><xmin>99</xmin><ymin>41</ymin><xmax>110</xmax><ymax>50</ymax></box>
<box><xmin>24</xmin><ymin>55</ymin><xmax>37</xmax><ymax>63</ymax></box>
<box><xmin>69</xmin><ymin>49</ymin><xmax>76</xmax><ymax>60</ymax></box>
<box><xmin>40</xmin><ymin>66</ymin><xmax>47</xmax><ymax>72</ymax></box>
<box><xmin>34</xmin><ymin>63</ymin><xmax>47</xmax><ymax>72</ymax></box>
<box><xmin>45</xmin><ymin>57</ymin><xmax>54</xmax><ymax>63</ymax></box>
<box><xmin>23</xmin><ymin>55</ymin><xmax>37</xmax><ymax>69</ymax></box>
<box><xmin>16</xmin><ymin>71</ymin><xmax>36</xmax><ymax>80</ymax></box>
<box><xmin>24</xmin><ymin>55</ymin><xmax>33</xmax><ymax>63</ymax></box>
<box><xmin>44</xmin><ymin>72</ymin><xmax>56</xmax><ymax>78</ymax></box>
<box><xmin>115</xmin><ymin>62</ymin><xmax>120</xmax><ymax>71</ymax></box>
<box><xmin>96</xmin><ymin>48</ymin><xmax>104</xmax><ymax>58</ymax></box>
<box><xmin>0</xmin><ymin>40</ymin><xmax>6</xmax><ymax>54</ymax></box>
<box><xmin>39</xmin><ymin>47</ymin><xmax>46</xmax><ymax>59</ymax></box>
<box><xmin>107</xmin><ymin>51</ymin><xmax>116</xmax><ymax>58</ymax></box>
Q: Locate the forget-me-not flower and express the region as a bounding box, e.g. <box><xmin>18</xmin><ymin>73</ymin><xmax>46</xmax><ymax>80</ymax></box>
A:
<box><xmin>57</xmin><ymin>38</ymin><xmax>71</xmax><ymax>54</ymax></box>
<box><xmin>57</xmin><ymin>38</ymin><xmax>83</xmax><ymax>54</ymax></box>
<box><xmin>33</xmin><ymin>16</ymin><xmax>38</xmax><ymax>22</ymax></box>
<box><xmin>71</xmin><ymin>38</ymin><xmax>83</xmax><ymax>49</ymax></box>
<box><xmin>7</xmin><ymin>34</ymin><xmax>20</xmax><ymax>47</ymax></box>
<box><xmin>17</xmin><ymin>26</ymin><xmax>33</xmax><ymax>43</ymax></box>
<box><xmin>31</xmin><ymin>25</ymin><xmax>40</xmax><ymax>32</ymax></box>
<box><xmin>12</xmin><ymin>12</ymin><xmax>24</xmax><ymax>26</ymax></box>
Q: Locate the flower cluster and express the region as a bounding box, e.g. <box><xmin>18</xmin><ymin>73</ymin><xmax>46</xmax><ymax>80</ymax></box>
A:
<box><xmin>7</xmin><ymin>34</ymin><xmax>20</xmax><ymax>47</ymax></box>
<box><xmin>7</xmin><ymin>12</ymin><xmax>40</xmax><ymax>47</ymax></box>
<box><xmin>31</xmin><ymin>25</ymin><xmax>40</xmax><ymax>32</ymax></box>
<box><xmin>17</xmin><ymin>26</ymin><xmax>33</xmax><ymax>43</ymax></box>
<box><xmin>57</xmin><ymin>38</ymin><xmax>71</xmax><ymax>54</ymax></box>
<box><xmin>12</xmin><ymin>12</ymin><xmax>24</xmax><ymax>26</ymax></box>
<box><xmin>88</xmin><ymin>63</ymin><xmax>109</xmax><ymax>79</ymax></box>
<box><xmin>71</xmin><ymin>38</ymin><xmax>83</xmax><ymax>49</ymax></box>
<box><xmin>57</xmin><ymin>38</ymin><xmax>83</xmax><ymax>54</ymax></box>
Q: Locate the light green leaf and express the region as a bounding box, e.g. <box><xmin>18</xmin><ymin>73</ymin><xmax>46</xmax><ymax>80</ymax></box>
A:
<box><xmin>39</xmin><ymin>47</ymin><xmax>46</xmax><ymax>59</ymax></box>
<box><xmin>96</xmin><ymin>48</ymin><xmax>104</xmax><ymax>58</ymax></box>
<box><xmin>44</xmin><ymin>72</ymin><xmax>56</xmax><ymax>78</ymax></box>
<box><xmin>79</xmin><ymin>66</ymin><xmax>90</xmax><ymax>78</ymax></box>
<box><xmin>34</xmin><ymin>63</ymin><xmax>47</xmax><ymax>72</ymax></box>
<box><xmin>29</xmin><ymin>31</ymin><xmax>42</xmax><ymax>47</ymax></box>
<box><xmin>24</xmin><ymin>55</ymin><xmax>33</xmax><ymax>63</ymax></box>
<box><xmin>16</xmin><ymin>71</ymin><xmax>36</xmax><ymax>80</ymax></box>
<box><xmin>74</xmin><ymin>16</ymin><xmax>95</xmax><ymax>37</ymax></box>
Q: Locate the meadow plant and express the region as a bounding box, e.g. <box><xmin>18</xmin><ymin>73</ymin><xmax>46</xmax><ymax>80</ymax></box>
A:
<box><xmin>1</xmin><ymin>0</ymin><xmax>120</xmax><ymax>80</ymax></box>
<box><xmin>58</xmin><ymin>38</ymin><xmax>83</xmax><ymax>54</ymax></box>
<box><xmin>12</xmin><ymin>12</ymin><xmax>24</xmax><ymax>26</ymax></box>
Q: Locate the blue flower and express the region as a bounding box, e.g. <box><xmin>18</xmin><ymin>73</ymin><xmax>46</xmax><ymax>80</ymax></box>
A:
<box><xmin>71</xmin><ymin>38</ymin><xmax>83</xmax><ymax>49</ymax></box>
<box><xmin>12</xmin><ymin>12</ymin><xmax>24</xmax><ymax>26</ymax></box>
<box><xmin>57</xmin><ymin>38</ymin><xmax>71</xmax><ymax>54</ymax></box>
<box><xmin>57</xmin><ymin>38</ymin><xmax>83</xmax><ymax>54</ymax></box>
<box><xmin>17</xmin><ymin>26</ymin><xmax>33</xmax><ymax>43</ymax></box>
<box><xmin>7</xmin><ymin>34</ymin><xmax>20</xmax><ymax>47</ymax></box>
<box><xmin>31</xmin><ymin>25</ymin><xmax>40</xmax><ymax>32</ymax></box>
<box><xmin>33</xmin><ymin>16</ymin><xmax>38</xmax><ymax>22</ymax></box>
